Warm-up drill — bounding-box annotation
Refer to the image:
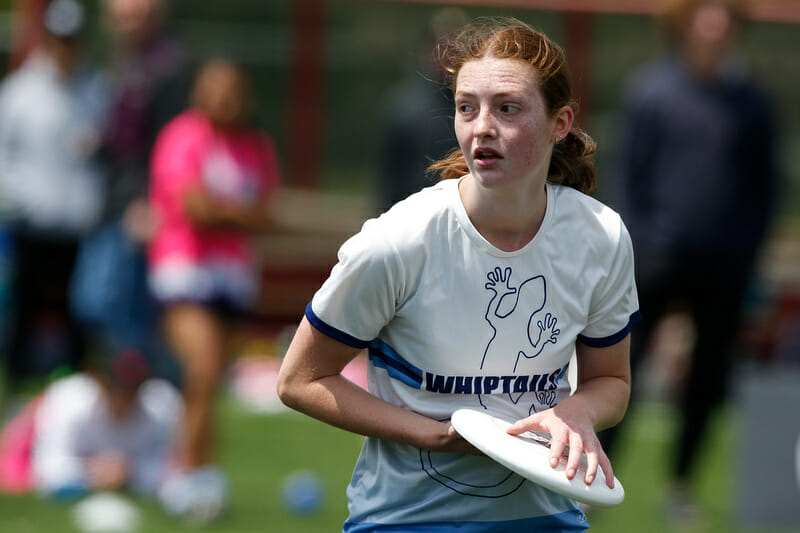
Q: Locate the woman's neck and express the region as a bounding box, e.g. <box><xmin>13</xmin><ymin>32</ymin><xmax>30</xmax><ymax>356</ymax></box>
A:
<box><xmin>458</xmin><ymin>176</ymin><xmax>547</xmax><ymax>252</ymax></box>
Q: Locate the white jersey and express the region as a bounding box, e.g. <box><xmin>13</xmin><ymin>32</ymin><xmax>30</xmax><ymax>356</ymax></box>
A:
<box><xmin>309</xmin><ymin>178</ymin><xmax>640</xmax><ymax>532</ymax></box>
<box><xmin>32</xmin><ymin>374</ymin><xmax>182</xmax><ymax>496</ymax></box>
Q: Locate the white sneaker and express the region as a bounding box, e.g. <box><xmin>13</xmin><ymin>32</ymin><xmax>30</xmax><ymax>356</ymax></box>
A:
<box><xmin>158</xmin><ymin>466</ymin><xmax>229</xmax><ymax>524</ymax></box>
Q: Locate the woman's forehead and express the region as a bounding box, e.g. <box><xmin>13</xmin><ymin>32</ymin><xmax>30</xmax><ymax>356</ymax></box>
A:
<box><xmin>455</xmin><ymin>56</ymin><xmax>540</xmax><ymax>95</ymax></box>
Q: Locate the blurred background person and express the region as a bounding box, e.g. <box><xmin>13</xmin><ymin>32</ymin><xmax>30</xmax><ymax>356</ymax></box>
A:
<box><xmin>0</xmin><ymin>0</ymin><xmax>109</xmax><ymax>404</ymax></box>
<box><xmin>602</xmin><ymin>0</ymin><xmax>777</xmax><ymax>525</ymax></box>
<box><xmin>148</xmin><ymin>58</ymin><xmax>282</xmax><ymax>521</ymax></box>
<box><xmin>101</xmin><ymin>0</ymin><xmax>190</xmax><ymax>229</ymax></box>
<box><xmin>374</xmin><ymin>7</ymin><xmax>466</xmax><ymax>213</ymax></box>
<box><xmin>68</xmin><ymin>0</ymin><xmax>191</xmax><ymax>369</ymax></box>
<box><xmin>30</xmin><ymin>347</ymin><xmax>182</xmax><ymax>500</ymax></box>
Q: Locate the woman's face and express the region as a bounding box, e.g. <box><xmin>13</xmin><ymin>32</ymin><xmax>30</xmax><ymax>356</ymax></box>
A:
<box><xmin>454</xmin><ymin>55</ymin><xmax>571</xmax><ymax>192</ymax></box>
<box><xmin>104</xmin><ymin>0</ymin><xmax>160</xmax><ymax>44</ymax></box>
<box><xmin>194</xmin><ymin>62</ymin><xmax>249</xmax><ymax>130</ymax></box>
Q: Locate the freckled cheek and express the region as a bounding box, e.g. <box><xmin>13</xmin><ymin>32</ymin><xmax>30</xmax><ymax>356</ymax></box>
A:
<box><xmin>507</xmin><ymin>135</ymin><xmax>539</xmax><ymax>168</ymax></box>
<box><xmin>454</xmin><ymin>122</ymin><xmax>471</xmax><ymax>150</ymax></box>
<box><xmin>455</xmin><ymin>128</ymin><xmax>475</xmax><ymax>161</ymax></box>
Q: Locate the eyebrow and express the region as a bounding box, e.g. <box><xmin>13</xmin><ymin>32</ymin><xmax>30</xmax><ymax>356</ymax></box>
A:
<box><xmin>454</xmin><ymin>90</ymin><xmax>524</xmax><ymax>100</ymax></box>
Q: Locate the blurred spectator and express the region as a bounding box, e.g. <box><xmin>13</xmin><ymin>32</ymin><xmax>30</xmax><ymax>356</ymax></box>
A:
<box><xmin>602</xmin><ymin>0</ymin><xmax>777</xmax><ymax>525</ymax></box>
<box><xmin>374</xmin><ymin>8</ymin><xmax>465</xmax><ymax>213</ymax></box>
<box><xmin>101</xmin><ymin>0</ymin><xmax>190</xmax><ymax>223</ymax></box>
<box><xmin>0</xmin><ymin>346</ymin><xmax>182</xmax><ymax>498</ymax></box>
<box><xmin>148</xmin><ymin>59</ymin><xmax>282</xmax><ymax>521</ymax></box>
<box><xmin>68</xmin><ymin>0</ymin><xmax>191</xmax><ymax>364</ymax></box>
<box><xmin>33</xmin><ymin>348</ymin><xmax>182</xmax><ymax>499</ymax></box>
<box><xmin>0</xmin><ymin>0</ymin><xmax>109</xmax><ymax>398</ymax></box>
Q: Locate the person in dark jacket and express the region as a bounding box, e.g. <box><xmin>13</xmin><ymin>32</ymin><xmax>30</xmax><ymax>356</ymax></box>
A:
<box><xmin>601</xmin><ymin>0</ymin><xmax>777</xmax><ymax>524</ymax></box>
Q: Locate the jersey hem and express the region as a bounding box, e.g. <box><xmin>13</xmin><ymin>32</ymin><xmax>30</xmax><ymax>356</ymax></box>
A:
<box><xmin>343</xmin><ymin>508</ymin><xmax>588</xmax><ymax>532</ymax></box>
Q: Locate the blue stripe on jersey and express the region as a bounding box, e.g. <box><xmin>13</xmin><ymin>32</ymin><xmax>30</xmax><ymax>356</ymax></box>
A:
<box><xmin>343</xmin><ymin>509</ymin><xmax>588</xmax><ymax>532</ymax></box>
<box><xmin>577</xmin><ymin>310</ymin><xmax>642</xmax><ymax>348</ymax></box>
<box><xmin>305</xmin><ymin>302</ymin><xmax>371</xmax><ymax>349</ymax></box>
<box><xmin>368</xmin><ymin>339</ymin><xmax>423</xmax><ymax>389</ymax></box>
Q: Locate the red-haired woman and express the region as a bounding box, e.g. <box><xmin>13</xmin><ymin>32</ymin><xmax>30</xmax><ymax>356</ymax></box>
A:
<box><xmin>278</xmin><ymin>18</ymin><xmax>639</xmax><ymax>532</ymax></box>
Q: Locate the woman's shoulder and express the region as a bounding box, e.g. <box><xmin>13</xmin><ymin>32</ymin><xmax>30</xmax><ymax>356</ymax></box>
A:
<box><xmin>159</xmin><ymin>109</ymin><xmax>211</xmax><ymax>140</ymax></box>
<box><xmin>369</xmin><ymin>180</ymin><xmax>457</xmax><ymax>241</ymax></box>
<box><xmin>381</xmin><ymin>179</ymin><xmax>455</xmax><ymax>218</ymax></box>
<box><xmin>37</xmin><ymin>374</ymin><xmax>100</xmax><ymax>419</ymax></box>
<box><xmin>152</xmin><ymin>110</ymin><xmax>212</xmax><ymax>162</ymax></box>
<box><xmin>338</xmin><ymin>180</ymin><xmax>455</xmax><ymax>265</ymax></box>
<box><xmin>549</xmin><ymin>184</ymin><xmax>627</xmax><ymax>244</ymax></box>
<box><xmin>43</xmin><ymin>373</ymin><xmax>99</xmax><ymax>399</ymax></box>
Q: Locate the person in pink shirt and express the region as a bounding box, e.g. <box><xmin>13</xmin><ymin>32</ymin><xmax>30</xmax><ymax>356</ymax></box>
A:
<box><xmin>148</xmin><ymin>58</ymin><xmax>281</xmax><ymax>520</ymax></box>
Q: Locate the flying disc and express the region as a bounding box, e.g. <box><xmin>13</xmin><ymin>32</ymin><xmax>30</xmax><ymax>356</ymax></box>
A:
<box><xmin>72</xmin><ymin>491</ymin><xmax>141</xmax><ymax>532</ymax></box>
<box><xmin>451</xmin><ymin>408</ymin><xmax>625</xmax><ymax>507</ymax></box>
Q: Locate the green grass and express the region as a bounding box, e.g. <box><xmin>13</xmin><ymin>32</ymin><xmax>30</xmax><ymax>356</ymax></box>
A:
<box><xmin>589</xmin><ymin>402</ymin><xmax>799</xmax><ymax>533</ymax></box>
<box><xmin>0</xmin><ymin>395</ymin><xmax>364</xmax><ymax>532</ymax></box>
<box><xmin>2</xmin><ymin>395</ymin><xmax>798</xmax><ymax>532</ymax></box>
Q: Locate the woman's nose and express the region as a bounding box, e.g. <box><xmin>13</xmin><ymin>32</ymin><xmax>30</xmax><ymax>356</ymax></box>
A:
<box><xmin>474</xmin><ymin>108</ymin><xmax>497</xmax><ymax>138</ymax></box>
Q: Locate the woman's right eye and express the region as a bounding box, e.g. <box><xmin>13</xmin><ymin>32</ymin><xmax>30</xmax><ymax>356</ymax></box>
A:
<box><xmin>458</xmin><ymin>104</ymin><xmax>474</xmax><ymax>114</ymax></box>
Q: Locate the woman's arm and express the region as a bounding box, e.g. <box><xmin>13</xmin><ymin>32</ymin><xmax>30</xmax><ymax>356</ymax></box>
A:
<box><xmin>181</xmin><ymin>187</ymin><xmax>274</xmax><ymax>233</ymax></box>
<box><xmin>277</xmin><ymin>317</ymin><xmax>474</xmax><ymax>453</ymax></box>
<box><xmin>573</xmin><ymin>336</ymin><xmax>632</xmax><ymax>431</ymax></box>
<box><xmin>506</xmin><ymin>336</ymin><xmax>631</xmax><ymax>488</ymax></box>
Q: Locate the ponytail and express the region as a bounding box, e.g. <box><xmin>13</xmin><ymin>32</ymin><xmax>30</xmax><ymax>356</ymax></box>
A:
<box><xmin>547</xmin><ymin>127</ymin><xmax>597</xmax><ymax>194</ymax></box>
<box><xmin>426</xmin><ymin>148</ymin><xmax>468</xmax><ymax>181</ymax></box>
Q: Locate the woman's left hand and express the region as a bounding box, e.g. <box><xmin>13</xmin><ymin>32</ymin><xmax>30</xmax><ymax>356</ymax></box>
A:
<box><xmin>505</xmin><ymin>397</ymin><xmax>614</xmax><ymax>488</ymax></box>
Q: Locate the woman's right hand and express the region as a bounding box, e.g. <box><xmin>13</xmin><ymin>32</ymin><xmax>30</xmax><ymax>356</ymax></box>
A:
<box><xmin>436</xmin><ymin>423</ymin><xmax>483</xmax><ymax>455</ymax></box>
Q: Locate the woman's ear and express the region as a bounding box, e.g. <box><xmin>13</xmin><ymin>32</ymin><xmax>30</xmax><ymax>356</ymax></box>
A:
<box><xmin>552</xmin><ymin>105</ymin><xmax>574</xmax><ymax>143</ymax></box>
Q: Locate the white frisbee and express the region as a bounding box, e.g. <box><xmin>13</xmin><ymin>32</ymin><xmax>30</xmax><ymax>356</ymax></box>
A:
<box><xmin>72</xmin><ymin>491</ymin><xmax>141</xmax><ymax>532</ymax></box>
<box><xmin>451</xmin><ymin>408</ymin><xmax>625</xmax><ymax>507</ymax></box>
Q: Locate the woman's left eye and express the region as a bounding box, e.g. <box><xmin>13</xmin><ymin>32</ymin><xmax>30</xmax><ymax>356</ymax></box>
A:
<box><xmin>500</xmin><ymin>104</ymin><xmax>520</xmax><ymax>114</ymax></box>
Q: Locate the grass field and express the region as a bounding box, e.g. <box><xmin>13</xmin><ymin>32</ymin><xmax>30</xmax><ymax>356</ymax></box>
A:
<box><xmin>1</xmin><ymin>392</ymin><xmax>798</xmax><ymax>532</ymax></box>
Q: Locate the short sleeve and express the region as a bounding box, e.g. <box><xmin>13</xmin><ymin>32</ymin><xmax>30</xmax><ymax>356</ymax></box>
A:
<box><xmin>578</xmin><ymin>218</ymin><xmax>641</xmax><ymax>347</ymax></box>
<box><xmin>307</xmin><ymin>219</ymin><xmax>403</xmax><ymax>347</ymax></box>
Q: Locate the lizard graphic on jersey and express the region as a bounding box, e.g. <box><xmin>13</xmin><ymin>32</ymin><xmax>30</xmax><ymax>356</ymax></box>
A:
<box><xmin>481</xmin><ymin>266</ymin><xmax>562</xmax><ymax>413</ymax></box>
<box><xmin>481</xmin><ymin>266</ymin><xmax>561</xmax><ymax>373</ymax></box>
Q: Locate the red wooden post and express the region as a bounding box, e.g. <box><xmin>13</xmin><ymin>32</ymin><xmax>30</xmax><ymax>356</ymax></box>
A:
<box><xmin>8</xmin><ymin>0</ymin><xmax>49</xmax><ymax>71</ymax></box>
<box><xmin>562</xmin><ymin>10</ymin><xmax>594</xmax><ymax>130</ymax></box>
<box><xmin>287</xmin><ymin>0</ymin><xmax>325</xmax><ymax>188</ymax></box>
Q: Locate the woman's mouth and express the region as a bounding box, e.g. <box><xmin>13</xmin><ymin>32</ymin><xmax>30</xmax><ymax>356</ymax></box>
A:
<box><xmin>473</xmin><ymin>148</ymin><xmax>502</xmax><ymax>167</ymax></box>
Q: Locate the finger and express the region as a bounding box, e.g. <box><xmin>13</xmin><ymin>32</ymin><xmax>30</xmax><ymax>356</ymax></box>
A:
<box><xmin>548</xmin><ymin>432</ymin><xmax>568</xmax><ymax>470</ymax></box>
<box><xmin>506</xmin><ymin>420</ymin><xmax>526</xmax><ymax>435</ymax></box>
<box><xmin>598</xmin><ymin>451</ymin><xmax>615</xmax><ymax>489</ymax></box>
<box><xmin>564</xmin><ymin>434</ymin><xmax>584</xmax><ymax>480</ymax></box>
<box><xmin>505</xmin><ymin>415</ymin><xmax>539</xmax><ymax>436</ymax></box>
<box><xmin>584</xmin><ymin>450</ymin><xmax>598</xmax><ymax>485</ymax></box>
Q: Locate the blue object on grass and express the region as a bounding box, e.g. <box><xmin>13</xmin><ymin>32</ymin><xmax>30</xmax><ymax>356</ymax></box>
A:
<box><xmin>282</xmin><ymin>470</ymin><xmax>325</xmax><ymax>515</ymax></box>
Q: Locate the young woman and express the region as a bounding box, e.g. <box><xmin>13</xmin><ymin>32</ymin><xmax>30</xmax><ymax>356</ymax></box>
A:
<box><xmin>148</xmin><ymin>59</ymin><xmax>281</xmax><ymax>520</ymax></box>
<box><xmin>278</xmin><ymin>18</ymin><xmax>639</xmax><ymax>532</ymax></box>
